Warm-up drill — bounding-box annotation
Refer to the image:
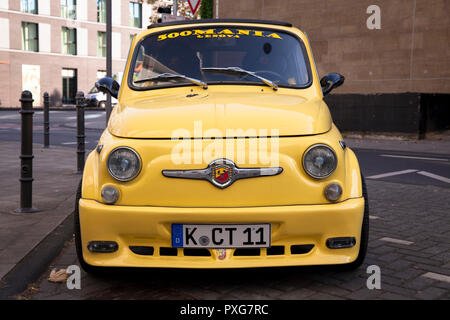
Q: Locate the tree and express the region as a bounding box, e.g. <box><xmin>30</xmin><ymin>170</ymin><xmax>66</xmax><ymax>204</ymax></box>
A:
<box><xmin>199</xmin><ymin>0</ymin><xmax>213</xmax><ymax>19</ymax></box>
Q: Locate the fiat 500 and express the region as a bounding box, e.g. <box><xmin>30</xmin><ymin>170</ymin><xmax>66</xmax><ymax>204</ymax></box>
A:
<box><xmin>76</xmin><ymin>19</ymin><xmax>368</xmax><ymax>273</ymax></box>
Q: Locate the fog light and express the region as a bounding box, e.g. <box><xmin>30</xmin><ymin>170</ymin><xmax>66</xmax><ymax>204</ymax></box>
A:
<box><xmin>87</xmin><ymin>241</ymin><xmax>118</xmax><ymax>253</ymax></box>
<box><xmin>324</xmin><ymin>183</ymin><xmax>342</xmax><ymax>201</ymax></box>
<box><xmin>101</xmin><ymin>185</ymin><xmax>119</xmax><ymax>204</ymax></box>
<box><xmin>326</xmin><ymin>237</ymin><xmax>356</xmax><ymax>249</ymax></box>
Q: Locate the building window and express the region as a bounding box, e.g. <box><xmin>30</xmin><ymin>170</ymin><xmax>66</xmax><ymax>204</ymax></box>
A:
<box><xmin>22</xmin><ymin>22</ymin><xmax>39</xmax><ymax>52</ymax></box>
<box><xmin>97</xmin><ymin>31</ymin><xmax>106</xmax><ymax>57</ymax></box>
<box><xmin>21</xmin><ymin>0</ymin><xmax>38</xmax><ymax>14</ymax></box>
<box><xmin>97</xmin><ymin>0</ymin><xmax>106</xmax><ymax>23</ymax></box>
<box><xmin>61</xmin><ymin>0</ymin><xmax>77</xmax><ymax>19</ymax></box>
<box><xmin>62</xmin><ymin>68</ymin><xmax>77</xmax><ymax>104</ymax></box>
<box><xmin>97</xmin><ymin>70</ymin><xmax>106</xmax><ymax>79</ymax></box>
<box><xmin>129</xmin><ymin>2</ymin><xmax>142</xmax><ymax>28</ymax></box>
<box><xmin>62</xmin><ymin>27</ymin><xmax>77</xmax><ymax>55</ymax></box>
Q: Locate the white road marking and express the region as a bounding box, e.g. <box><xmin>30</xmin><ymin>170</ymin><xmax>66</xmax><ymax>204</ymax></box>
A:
<box><xmin>422</xmin><ymin>272</ymin><xmax>450</xmax><ymax>283</ymax></box>
<box><xmin>367</xmin><ymin>169</ymin><xmax>418</xmax><ymax>179</ymax></box>
<box><xmin>0</xmin><ymin>114</ymin><xmax>20</xmax><ymax>119</ymax></box>
<box><xmin>379</xmin><ymin>237</ymin><xmax>414</xmax><ymax>245</ymax></box>
<box><xmin>62</xmin><ymin>141</ymin><xmax>91</xmax><ymax>145</ymax></box>
<box><xmin>66</xmin><ymin>114</ymin><xmax>103</xmax><ymax>120</ymax></box>
<box><xmin>381</xmin><ymin>154</ymin><xmax>448</xmax><ymax>162</ymax></box>
<box><xmin>417</xmin><ymin>171</ymin><xmax>450</xmax><ymax>184</ymax></box>
<box><xmin>369</xmin><ymin>215</ymin><xmax>380</xmax><ymax>220</ymax></box>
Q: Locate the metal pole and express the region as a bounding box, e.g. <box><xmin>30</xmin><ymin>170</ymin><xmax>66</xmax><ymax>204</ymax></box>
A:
<box><xmin>106</xmin><ymin>0</ymin><xmax>112</xmax><ymax>125</ymax></box>
<box><xmin>15</xmin><ymin>91</ymin><xmax>38</xmax><ymax>213</ymax></box>
<box><xmin>173</xmin><ymin>0</ymin><xmax>177</xmax><ymax>16</ymax></box>
<box><xmin>43</xmin><ymin>92</ymin><xmax>49</xmax><ymax>148</ymax></box>
<box><xmin>76</xmin><ymin>92</ymin><xmax>85</xmax><ymax>174</ymax></box>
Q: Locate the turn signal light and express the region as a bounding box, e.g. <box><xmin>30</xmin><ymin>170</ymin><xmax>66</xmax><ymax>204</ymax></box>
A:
<box><xmin>326</xmin><ymin>237</ymin><xmax>356</xmax><ymax>249</ymax></box>
<box><xmin>87</xmin><ymin>241</ymin><xmax>118</xmax><ymax>253</ymax></box>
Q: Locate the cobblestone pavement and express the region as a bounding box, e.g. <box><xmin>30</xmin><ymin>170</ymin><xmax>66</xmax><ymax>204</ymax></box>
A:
<box><xmin>20</xmin><ymin>179</ymin><xmax>450</xmax><ymax>300</ymax></box>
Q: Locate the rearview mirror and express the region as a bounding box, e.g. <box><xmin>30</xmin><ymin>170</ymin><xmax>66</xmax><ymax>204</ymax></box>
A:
<box><xmin>320</xmin><ymin>73</ymin><xmax>345</xmax><ymax>96</ymax></box>
<box><xmin>95</xmin><ymin>77</ymin><xmax>120</xmax><ymax>99</ymax></box>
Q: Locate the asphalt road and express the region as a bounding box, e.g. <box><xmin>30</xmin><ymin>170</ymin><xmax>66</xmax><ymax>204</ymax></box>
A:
<box><xmin>1</xmin><ymin>110</ymin><xmax>448</xmax><ymax>188</ymax></box>
<box><xmin>0</xmin><ymin>110</ymin><xmax>105</xmax><ymax>151</ymax></box>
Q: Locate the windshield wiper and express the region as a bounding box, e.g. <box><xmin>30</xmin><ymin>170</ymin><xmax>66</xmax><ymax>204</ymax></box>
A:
<box><xmin>201</xmin><ymin>67</ymin><xmax>278</xmax><ymax>91</ymax></box>
<box><xmin>134</xmin><ymin>73</ymin><xmax>208</xmax><ymax>89</ymax></box>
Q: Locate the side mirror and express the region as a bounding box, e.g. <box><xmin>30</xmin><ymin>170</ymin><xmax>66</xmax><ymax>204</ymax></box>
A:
<box><xmin>320</xmin><ymin>73</ymin><xmax>345</xmax><ymax>96</ymax></box>
<box><xmin>95</xmin><ymin>77</ymin><xmax>120</xmax><ymax>99</ymax></box>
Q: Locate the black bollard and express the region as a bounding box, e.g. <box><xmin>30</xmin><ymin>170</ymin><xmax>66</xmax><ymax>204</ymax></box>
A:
<box><xmin>76</xmin><ymin>92</ymin><xmax>85</xmax><ymax>174</ymax></box>
<box><xmin>15</xmin><ymin>91</ymin><xmax>38</xmax><ymax>213</ymax></box>
<box><xmin>43</xmin><ymin>92</ymin><xmax>50</xmax><ymax>148</ymax></box>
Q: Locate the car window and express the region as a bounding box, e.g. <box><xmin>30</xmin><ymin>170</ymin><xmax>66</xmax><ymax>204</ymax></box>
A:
<box><xmin>130</xmin><ymin>27</ymin><xmax>311</xmax><ymax>89</ymax></box>
<box><xmin>89</xmin><ymin>86</ymin><xmax>99</xmax><ymax>94</ymax></box>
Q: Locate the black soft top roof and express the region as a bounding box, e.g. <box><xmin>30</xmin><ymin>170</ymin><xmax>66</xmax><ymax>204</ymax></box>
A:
<box><xmin>147</xmin><ymin>19</ymin><xmax>293</xmax><ymax>29</ymax></box>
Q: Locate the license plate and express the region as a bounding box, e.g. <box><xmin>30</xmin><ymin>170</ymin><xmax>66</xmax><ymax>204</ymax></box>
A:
<box><xmin>172</xmin><ymin>224</ymin><xmax>271</xmax><ymax>248</ymax></box>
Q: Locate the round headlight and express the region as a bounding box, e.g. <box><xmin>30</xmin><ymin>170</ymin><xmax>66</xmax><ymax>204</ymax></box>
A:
<box><xmin>303</xmin><ymin>144</ymin><xmax>337</xmax><ymax>179</ymax></box>
<box><xmin>107</xmin><ymin>147</ymin><xmax>141</xmax><ymax>181</ymax></box>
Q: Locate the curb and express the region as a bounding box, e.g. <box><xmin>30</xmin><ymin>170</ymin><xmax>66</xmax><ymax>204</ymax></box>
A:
<box><xmin>0</xmin><ymin>212</ymin><xmax>75</xmax><ymax>300</ymax></box>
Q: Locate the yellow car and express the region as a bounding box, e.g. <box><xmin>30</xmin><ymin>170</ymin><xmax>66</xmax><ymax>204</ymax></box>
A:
<box><xmin>75</xmin><ymin>19</ymin><xmax>368</xmax><ymax>273</ymax></box>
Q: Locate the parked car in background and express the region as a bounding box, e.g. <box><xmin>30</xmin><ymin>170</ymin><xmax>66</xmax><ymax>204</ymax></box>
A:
<box><xmin>84</xmin><ymin>86</ymin><xmax>118</xmax><ymax>108</ymax></box>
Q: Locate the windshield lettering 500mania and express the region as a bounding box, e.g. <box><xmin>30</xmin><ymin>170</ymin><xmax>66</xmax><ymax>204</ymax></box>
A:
<box><xmin>157</xmin><ymin>29</ymin><xmax>283</xmax><ymax>41</ymax></box>
<box><xmin>131</xmin><ymin>27</ymin><xmax>310</xmax><ymax>89</ymax></box>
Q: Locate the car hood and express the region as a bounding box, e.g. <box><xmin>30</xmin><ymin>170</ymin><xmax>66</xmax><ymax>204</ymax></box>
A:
<box><xmin>108</xmin><ymin>91</ymin><xmax>331</xmax><ymax>138</ymax></box>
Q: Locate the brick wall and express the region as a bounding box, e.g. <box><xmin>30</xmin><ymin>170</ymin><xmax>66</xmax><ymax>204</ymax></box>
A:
<box><xmin>216</xmin><ymin>0</ymin><xmax>450</xmax><ymax>94</ymax></box>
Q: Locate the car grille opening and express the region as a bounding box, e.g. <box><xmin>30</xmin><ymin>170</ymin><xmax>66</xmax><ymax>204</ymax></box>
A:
<box><xmin>129</xmin><ymin>246</ymin><xmax>154</xmax><ymax>255</ymax></box>
<box><xmin>267</xmin><ymin>246</ymin><xmax>285</xmax><ymax>255</ymax></box>
<box><xmin>129</xmin><ymin>245</ymin><xmax>313</xmax><ymax>258</ymax></box>
<box><xmin>290</xmin><ymin>244</ymin><xmax>314</xmax><ymax>255</ymax></box>
<box><xmin>183</xmin><ymin>248</ymin><xmax>211</xmax><ymax>256</ymax></box>
<box><xmin>233</xmin><ymin>248</ymin><xmax>261</xmax><ymax>256</ymax></box>
<box><xmin>159</xmin><ymin>247</ymin><xmax>178</xmax><ymax>256</ymax></box>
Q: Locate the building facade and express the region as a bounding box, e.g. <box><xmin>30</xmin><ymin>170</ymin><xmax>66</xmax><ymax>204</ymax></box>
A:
<box><xmin>0</xmin><ymin>0</ymin><xmax>154</xmax><ymax>107</ymax></box>
<box><xmin>215</xmin><ymin>0</ymin><xmax>450</xmax><ymax>94</ymax></box>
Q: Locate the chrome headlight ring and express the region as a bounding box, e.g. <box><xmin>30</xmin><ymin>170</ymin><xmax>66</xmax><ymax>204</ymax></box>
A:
<box><xmin>302</xmin><ymin>144</ymin><xmax>337</xmax><ymax>179</ymax></box>
<box><xmin>107</xmin><ymin>146</ymin><xmax>142</xmax><ymax>182</ymax></box>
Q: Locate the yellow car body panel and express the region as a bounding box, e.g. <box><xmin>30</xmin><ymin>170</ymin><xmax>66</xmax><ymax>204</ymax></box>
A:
<box><xmin>78</xmin><ymin>21</ymin><xmax>366</xmax><ymax>269</ymax></box>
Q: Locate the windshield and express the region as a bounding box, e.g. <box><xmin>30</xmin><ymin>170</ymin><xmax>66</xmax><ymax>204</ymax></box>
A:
<box><xmin>130</xmin><ymin>27</ymin><xmax>311</xmax><ymax>89</ymax></box>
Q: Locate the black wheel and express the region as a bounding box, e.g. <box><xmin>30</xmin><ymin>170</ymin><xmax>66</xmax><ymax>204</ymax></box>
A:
<box><xmin>74</xmin><ymin>180</ymin><xmax>106</xmax><ymax>275</ymax></box>
<box><xmin>98</xmin><ymin>101</ymin><xmax>106</xmax><ymax>109</ymax></box>
<box><xmin>335</xmin><ymin>173</ymin><xmax>369</xmax><ymax>271</ymax></box>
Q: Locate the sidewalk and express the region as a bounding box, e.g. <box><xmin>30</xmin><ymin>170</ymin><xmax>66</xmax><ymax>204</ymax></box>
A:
<box><xmin>343</xmin><ymin>131</ymin><xmax>450</xmax><ymax>155</ymax></box>
<box><xmin>0</xmin><ymin>142</ymin><xmax>81</xmax><ymax>284</ymax></box>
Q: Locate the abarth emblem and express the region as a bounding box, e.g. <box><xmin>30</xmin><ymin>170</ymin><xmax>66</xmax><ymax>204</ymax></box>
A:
<box><xmin>162</xmin><ymin>159</ymin><xmax>283</xmax><ymax>189</ymax></box>
<box><xmin>213</xmin><ymin>164</ymin><xmax>232</xmax><ymax>185</ymax></box>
